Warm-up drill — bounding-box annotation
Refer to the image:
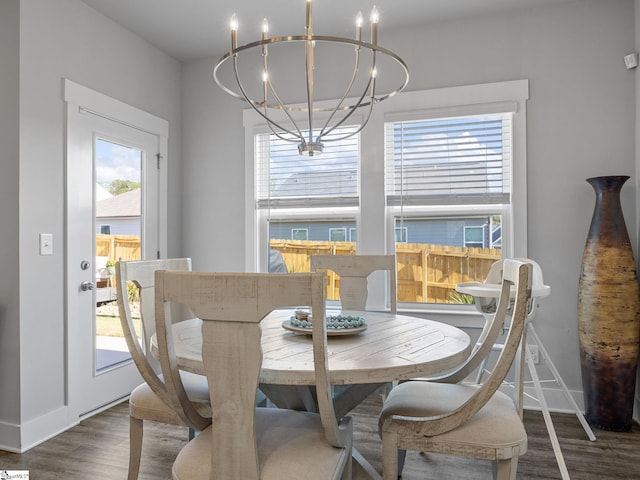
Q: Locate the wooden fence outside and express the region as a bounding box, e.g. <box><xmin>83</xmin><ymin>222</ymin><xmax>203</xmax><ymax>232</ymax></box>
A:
<box><xmin>96</xmin><ymin>234</ymin><xmax>141</xmax><ymax>263</ymax></box>
<box><xmin>270</xmin><ymin>240</ymin><xmax>501</xmax><ymax>304</ymax></box>
<box><xmin>96</xmin><ymin>235</ymin><xmax>501</xmax><ymax>304</ymax></box>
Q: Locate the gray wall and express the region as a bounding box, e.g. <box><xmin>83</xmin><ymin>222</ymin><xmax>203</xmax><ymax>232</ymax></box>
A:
<box><xmin>181</xmin><ymin>0</ymin><xmax>638</xmax><ymax>411</ymax></box>
<box><xmin>0</xmin><ymin>0</ymin><xmax>22</xmax><ymax>441</ymax></box>
<box><xmin>181</xmin><ymin>58</ymin><xmax>246</xmax><ymax>272</ymax></box>
<box><xmin>635</xmin><ymin>0</ymin><xmax>640</xmax><ymax>420</ymax></box>
<box><xmin>0</xmin><ymin>0</ymin><xmax>183</xmax><ymax>450</ymax></box>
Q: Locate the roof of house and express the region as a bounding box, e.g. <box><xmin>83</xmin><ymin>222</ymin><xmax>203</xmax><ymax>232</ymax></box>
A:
<box><xmin>96</xmin><ymin>188</ymin><xmax>140</xmax><ymax>218</ymax></box>
<box><xmin>96</xmin><ymin>183</ymin><xmax>113</xmax><ymax>201</ymax></box>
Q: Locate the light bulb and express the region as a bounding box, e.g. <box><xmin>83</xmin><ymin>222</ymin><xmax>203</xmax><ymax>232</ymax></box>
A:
<box><xmin>230</xmin><ymin>13</ymin><xmax>238</xmax><ymax>51</ymax></box>
<box><xmin>370</xmin><ymin>6</ymin><xmax>379</xmax><ymax>24</ymax></box>
<box><xmin>355</xmin><ymin>11</ymin><xmax>363</xmax><ymax>42</ymax></box>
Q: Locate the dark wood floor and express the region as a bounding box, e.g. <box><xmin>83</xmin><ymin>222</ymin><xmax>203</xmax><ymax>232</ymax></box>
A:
<box><xmin>1</xmin><ymin>394</ymin><xmax>638</xmax><ymax>479</ymax></box>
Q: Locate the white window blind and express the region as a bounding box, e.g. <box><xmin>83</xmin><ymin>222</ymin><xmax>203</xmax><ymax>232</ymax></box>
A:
<box><xmin>256</xmin><ymin>126</ymin><xmax>360</xmax><ymax>209</ymax></box>
<box><xmin>385</xmin><ymin>113</ymin><xmax>512</xmax><ymax>206</ymax></box>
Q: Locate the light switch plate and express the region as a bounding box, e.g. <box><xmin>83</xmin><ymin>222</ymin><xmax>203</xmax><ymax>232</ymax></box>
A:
<box><xmin>40</xmin><ymin>233</ymin><xmax>53</xmax><ymax>255</ymax></box>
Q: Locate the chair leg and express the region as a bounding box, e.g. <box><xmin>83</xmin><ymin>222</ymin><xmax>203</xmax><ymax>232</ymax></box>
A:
<box><xmin>381</xmin><ymin>433</ymin><xmax>399</xmax><ymax>480</ymax></box>
<box><xmin>342</xmin><ymin>451</ymin><xmax>353</xmax><ymax>480</ymax></box>
<box><xmin>493</xmin><ymin>457</ymin><xmax>518</xmax><ymax>480</ymax></box>
<box><xmin>128</xmin><ymin>416</ymin><xmax>143</xmax><ymax>480</ymax></box>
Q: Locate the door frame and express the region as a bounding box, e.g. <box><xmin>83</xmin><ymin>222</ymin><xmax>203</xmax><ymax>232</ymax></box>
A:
<box><xmin>63</xmin><ymin>79</ymin><xmax>168</xmax><ymax>418</ymax></box>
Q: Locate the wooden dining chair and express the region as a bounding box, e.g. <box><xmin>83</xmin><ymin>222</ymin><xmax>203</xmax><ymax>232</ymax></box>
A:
<box><xmin>115</xmin><ymin>259</ymin><xmax>212</xmax><ymax>480</ymax></box>
<box><xmin>379</xmin><ymin>259</ymin><xmax>532</xmax><ymax>480</ymax></box>
<box><xmin>310</xmin><ymin>251</ymin><xmax>398</xmax><ymax>413</ymax></box>
<box><xmin>310</xmin><ymin>254</ymin><xmax>397</xmax><ymax>409</ymax></box>
<box><xmin>310</xmin><ymin>254</ymin><xmax>397</xmax><ymax>312</ymax></box>
<box><xmin>154</xmin><ymin>271</ymin><xmax>353</xmax><ymax>480</ymax></box>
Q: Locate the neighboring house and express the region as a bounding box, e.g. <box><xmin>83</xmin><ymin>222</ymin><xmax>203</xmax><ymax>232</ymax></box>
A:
<box><xmin>95</xmin><ymin>183</ymin><xmax>112</xmax><ymax>202</ymax></box>
<box><xmin>269</xmin><ymin>218</ymin><xmax>500</xmax><ymax>248</ymax></box>
<box><xmin>95</xmin><ymin>188</ymin><xmax>141</xmax><ymax>235</ymax></box>
<box><xmin>269</xmin><ymin>163</ymin><xmax>503</xmax><ymax>248</ymax></box>
<box><xmin>272</xmin><ymin>169</ymin><xmax>358</xmax><ymax>198</ymax></box>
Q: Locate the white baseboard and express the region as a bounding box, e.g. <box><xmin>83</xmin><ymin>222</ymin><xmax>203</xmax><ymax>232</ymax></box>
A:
<box><xmin>0</xmin><ymin>419</ymin><xmax>21</xmax><ymax>453</ymax></box>
<box><xmin>0</xmin><ymin>405</ymin><xmax>78</xmax><ymax>453</ymax></box>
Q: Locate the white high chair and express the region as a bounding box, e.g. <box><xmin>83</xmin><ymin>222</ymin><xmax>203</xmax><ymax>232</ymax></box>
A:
<box><xmin>456</xmin><ymin>258</ymin><xmax>596</xmax><ymax>480</ymax></box>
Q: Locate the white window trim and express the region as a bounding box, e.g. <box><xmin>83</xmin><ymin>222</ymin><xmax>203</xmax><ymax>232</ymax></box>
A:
<box><xmin>371</xmin><ymin>80</ymin><xmax>529</xmax><ymax>259</ymax></box>
<box><xmin>244</xmin><ymin>79</ymin><xmax>529</xmax><ymax>322</ymax></box>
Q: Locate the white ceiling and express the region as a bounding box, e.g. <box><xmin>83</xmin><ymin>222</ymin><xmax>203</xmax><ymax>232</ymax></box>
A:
<box><xmin>79</xmin><ymin>0</ymin><xmax>578</xmax><ymax>62</ymax></box>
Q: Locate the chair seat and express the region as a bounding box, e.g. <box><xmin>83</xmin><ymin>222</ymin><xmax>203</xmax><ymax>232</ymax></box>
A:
<box><xmin>380</xmin><ymin>381</ymin><xmax>527</xmax><ymax>458</ymax></box>
<box><xmin>173</xmin><ymin>407</ymin><xmax>351</xmax><ymax>480</ymax></box>
<box><xmin>130</xmin><ymin>371</ymin><xmax>211</xmax><ymax>425</ymax></box>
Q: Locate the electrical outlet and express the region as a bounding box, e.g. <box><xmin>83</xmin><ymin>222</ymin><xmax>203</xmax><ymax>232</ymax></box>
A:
<box><xmin>527</xmin><ymin>345</ymin><xmax>540</xmax><ymax>364</ymax></box>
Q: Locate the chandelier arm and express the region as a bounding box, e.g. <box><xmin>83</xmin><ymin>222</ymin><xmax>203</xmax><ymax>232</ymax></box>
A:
<box><xmin>305</xmin><ymin>36</ymin><xmax>314</xmax><ymax>146</ymax></box>
<box><xmin>215</xmin><ymin>36</ymin><xmax>408</xmax><ymax>112</ymax></box>
<box><xmin>232</xmin><ymin>55</ymin><xmax>303</xmax><ymax>142</ymax></box>
<box><xmin>265</xmin><ymin>75</ymin><xmax>306</xmax><ymax>141</ymax></box>
<box><xmin>305</xmin><ymin>2</ymin><xmax>314</xmax><ymax>147</ymax></box>
<box><xmin>265</xmin><ymin>121</ymin><xmax>303</xmax><ymax>144</ymax></box>
<box><xmin>317</xmin><ymin>69</ymin><xmax>374</xmax><ymax>141</ymax></box>
<box><xmin>318</xmin><ymin>56</ymin><xmax>377</xmax><ymax>142</ymax></box>
<box><xmin>318</xmin><ymin>47</ymin><xmax>362</xmax><ymax>138</ymax></box>
<box><xmin>318</xmin><ymin>99</ymin><xmax>375</xmax><ymax>143</ymax></box>
<box><xmin>261</xmin><ymin>41</ymin><xmax>306</xmax><ymax>142</ymax></box>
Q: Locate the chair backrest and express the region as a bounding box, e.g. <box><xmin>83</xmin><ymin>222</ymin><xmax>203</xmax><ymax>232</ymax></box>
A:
<box><xmin>115</xmin><ymin>258</ymin><xmax>192</xmax><ymax>401</ymax></box>
<box><xmin>310</xmin><ymin>254</ymin><xmax>397</xmax><ymax>313</ymax></box>
<box><xmin>154</xmin><ymin>271</ymin><xmax>350</xmax><ymax>478</ymax></box>
<box><xmin>422</xmin><ymin>259</ymin><xmax>532</xmax><ymax>434</ymax></box>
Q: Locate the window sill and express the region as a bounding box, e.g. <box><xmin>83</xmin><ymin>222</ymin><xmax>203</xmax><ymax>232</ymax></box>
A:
<box><xmin>396</xmin><ymin>305</ymin><xmax>486</xmax><ymax>329</ymax></box>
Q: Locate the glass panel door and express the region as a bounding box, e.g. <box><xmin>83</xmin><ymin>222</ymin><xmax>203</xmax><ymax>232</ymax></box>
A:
<box><xmin>94</xmin><ymin>138</ymin><xmax>142</xmax><ymax>371</ymax></box>
<box><xmin>66</xmin><ymin>82</ymin><xmax>164</xmax><ymax>417</ymax></box>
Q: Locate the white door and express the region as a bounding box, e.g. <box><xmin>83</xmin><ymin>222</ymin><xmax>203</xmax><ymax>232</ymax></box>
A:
<box><xmin>65</xmin><ymin>80</ymin><xmax>168</xmax><ymax>418</ymax></box>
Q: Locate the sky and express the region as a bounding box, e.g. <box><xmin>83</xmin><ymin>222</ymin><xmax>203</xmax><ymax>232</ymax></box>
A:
<box><xmin>95</xmin><ymin>138</ymin><xmax>142</xmax><ymax>187</ymax></box>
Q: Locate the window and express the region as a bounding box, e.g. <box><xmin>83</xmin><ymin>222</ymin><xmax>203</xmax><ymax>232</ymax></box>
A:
<box><xmin>100</xmin><ymin>225</ymin><xmax>111</xmax><ymax>234</ymax></box>
<box><xmin>385</xmin><ymin>111</ymin><xmax>515</xmax><ymax>304</ymax></box>
<box><xmin>329</xmin><ymin>228</ymin><xmax>347</xmax><ymax>241</ymax></box>
<box><xmin>291</xmin><ymin>228</ymin><xmax>308</xmax><ymax>240</ymax></box>
<box><xmin>252</xmin><ymin>125</ymin><xmax>360</xmax><ymax>271</ymax></box>
<box><xmin>246</xmin><ymin>80</ymin><xmax>528</xmax><ymax>313</ymax></box>
<box><xmin>464</xmin><ymin>225</ymin><xmax>486</xmax><ymax>248</ymax></box>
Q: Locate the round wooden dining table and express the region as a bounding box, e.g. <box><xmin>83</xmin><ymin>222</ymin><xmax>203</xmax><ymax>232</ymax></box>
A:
<box><xmin>151</xmin><ymin>309</ymin><xmax>470</xmax><ymax>387</ymax></box>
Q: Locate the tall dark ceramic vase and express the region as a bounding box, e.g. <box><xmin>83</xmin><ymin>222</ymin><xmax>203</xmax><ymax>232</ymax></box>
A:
<box><xmin>577</xmin><ymin>175</ymin><xmax>640</xmax><ymax>431</ymax></box>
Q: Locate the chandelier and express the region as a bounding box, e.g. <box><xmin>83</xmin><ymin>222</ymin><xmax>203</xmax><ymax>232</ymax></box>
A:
<box><xmin>213</xmin><ymin>0</ymin><xmax>409</xmax><ymax>156</ymax></box>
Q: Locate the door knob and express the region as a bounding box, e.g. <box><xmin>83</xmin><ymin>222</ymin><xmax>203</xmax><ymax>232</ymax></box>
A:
<box><xmin>80</xmin><ymin>281</ymin><xmax>95</xmax><ymax>291</ymax></box>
